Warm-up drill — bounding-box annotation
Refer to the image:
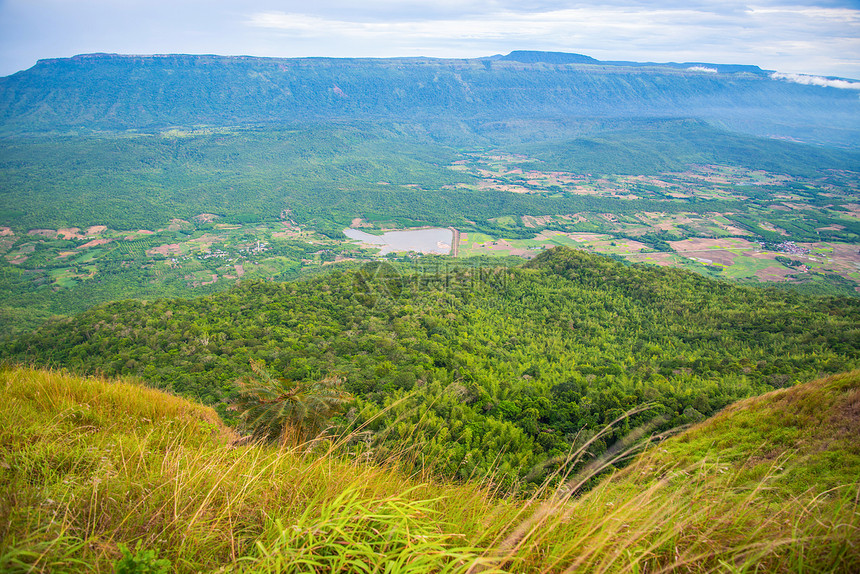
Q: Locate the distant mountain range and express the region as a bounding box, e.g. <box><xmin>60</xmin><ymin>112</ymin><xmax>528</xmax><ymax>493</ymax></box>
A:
<box><xmin>1</xmin><ymin>51</ymin><xmax>858</xmax><ymax>147</ymax></box>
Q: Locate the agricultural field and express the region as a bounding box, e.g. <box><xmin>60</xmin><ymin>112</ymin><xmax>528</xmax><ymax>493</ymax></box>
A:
<box><xmin>1</xmin><ymin>220</ymin><xmax>338</xmax><ymax>288</ymax></box>
<box><xmin>0</xmin><ymin>217</ymin><xmax>380</xmax><ymax>334</ymax></box>
<box><xmin>453</xmin><ymin>153</ymin><xmax>860</xmax><ymax>293</ymax></box>
<box><xmin>2</xmin><ymin>156</ymin><xmax>859</xmax><ymax>337</ymax></box>
<box><xmin>460</xmin><ymin>231</ymin><xmax>860</xmax><ymax>289</ymax></box>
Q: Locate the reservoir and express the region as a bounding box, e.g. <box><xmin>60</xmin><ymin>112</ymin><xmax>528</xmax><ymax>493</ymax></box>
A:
<box><xmin>343</xmin><ymin>227</ymin><xmax>453</xmax><ymax>255</ymax></box>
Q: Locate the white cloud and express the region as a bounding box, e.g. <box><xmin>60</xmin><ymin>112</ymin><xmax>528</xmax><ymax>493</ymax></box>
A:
<box><xmin>746</xmin><ymin>5</ymin><xmax>860</xmax><ymax>20</ymax></box>
<box><xmin>246</xmin><ymin>7</ymin><xmax>738</xmax><ymax>43</ymax></box>
<box><xmin>687</xmin><ymin>66</ymin><xmax>719</xmax><ymax>73</ymax></box>
<box><xmin>771</xmin><ymin>71</ymin><xmax>860</xmax><ymax>89</ymax></box>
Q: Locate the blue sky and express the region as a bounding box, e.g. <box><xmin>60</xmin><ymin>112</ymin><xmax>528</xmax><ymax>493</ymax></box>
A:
<box><xmin>1</xmin><ymin>0</ymin><xmax>858</xmax><ymax>79</ymax></box>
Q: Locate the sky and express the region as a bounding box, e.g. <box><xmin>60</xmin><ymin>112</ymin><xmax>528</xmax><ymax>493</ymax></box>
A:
<box><xmin>1</xmin><ymin>0</ymin><xmax>859</xmax><ymax>80</ymax></box>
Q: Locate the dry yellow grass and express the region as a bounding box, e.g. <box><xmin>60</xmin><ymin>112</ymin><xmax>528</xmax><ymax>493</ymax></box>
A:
<box><xmin>1</xmin><ymin>366</ymin><xmax>857</xmax><ymax>572</ymax></box>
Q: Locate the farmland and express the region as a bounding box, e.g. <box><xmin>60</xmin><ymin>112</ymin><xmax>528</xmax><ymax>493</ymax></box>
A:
<box><xmin>2</xmin><ymin>150</ymin><xmax>859</xmax><ymax>336</ymax></box>
<box><xmin>453</xmin><ymin>154</ymin><xmax>860</xmax><ymax>292</ymax></box>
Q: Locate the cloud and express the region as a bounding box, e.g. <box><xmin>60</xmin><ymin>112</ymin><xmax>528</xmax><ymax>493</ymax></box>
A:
<box><xmin>246</xmin><ymin>7</ymin><xmax>738</xmax><ymax>43</ymax></box>
<box><xmin>242</xmin><ymin>1</ymin><xmax>859</xmax><ymax>22</ymax></box>
<box><xmin>771</xmin><ymin>71</ymin><xmax>860</xmax><ymax>89</ymax></box>
<box><xmin>243</xmin><ymin>5</ymin><xmax>860</xmax><ymax>79</ymax></box>
<box><xmin>687</xmin><ymin>66</ymin><xmax>718</xmax><ymax>73</ymax></box>
<box><xmin>746</xmin><ymin>5</ymin><xmax>860</xmax><ymax>20</ymax></box>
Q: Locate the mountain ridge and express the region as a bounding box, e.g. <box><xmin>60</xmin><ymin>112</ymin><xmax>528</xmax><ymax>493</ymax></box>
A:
<box><xmin>2</xmin><ymin>51</ymin><xmax>858</xmax><ymax>147</ymax></box>
<box><xmin>21</xmin><ymin>50</ymin><xmax>777</xmax><ymax>78</ymax></box>
<box><xmin>492</xmin><ymin>50</ymin><xmax>770</xmax><ymax>75</ymax></box>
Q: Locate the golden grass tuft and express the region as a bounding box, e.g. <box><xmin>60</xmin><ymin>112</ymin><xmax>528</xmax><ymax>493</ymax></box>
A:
<box><xmin>1</xmin><ymin>366</ymin><xmax>858</xmax><ymax>573</ymax></box>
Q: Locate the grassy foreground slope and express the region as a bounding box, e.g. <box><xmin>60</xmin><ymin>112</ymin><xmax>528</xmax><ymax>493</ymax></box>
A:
<box><xmin>1</xmin><ymin>366</ymin><xmax>858</xmax><ymax>572</ymax></box>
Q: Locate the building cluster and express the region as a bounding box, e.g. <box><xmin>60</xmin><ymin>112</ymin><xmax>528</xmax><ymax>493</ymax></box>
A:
<box><xmin>200</xmin><ymin>249</ymin><xmax>230</xmax><ymax>260</ymax></box>
<box><xmin>773</xmin><ymin>241</ymin><xmax>810</xmax><ymax>255</ymax></box>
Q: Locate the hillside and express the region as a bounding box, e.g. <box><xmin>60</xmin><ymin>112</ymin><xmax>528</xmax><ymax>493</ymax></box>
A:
<box><xmin>1</xmin><ymin>52</ymin><xmax>858</xmax><ymax>146</ymax></box>
<box><xmin>5</xmin><ymin>248</ymin><xmax>859</xmax><ymax>486</ymax></box>
<box><xmin>1</xmin><ymin>366</ymin><xmax>857</xmax><ymax>572</ymax></box>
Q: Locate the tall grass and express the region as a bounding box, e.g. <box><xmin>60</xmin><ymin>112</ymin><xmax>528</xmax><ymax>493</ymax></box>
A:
<box><xmin>1</xmin><ymin>366</ymin><xmax>858</xmax><ymax>573</ymax></box>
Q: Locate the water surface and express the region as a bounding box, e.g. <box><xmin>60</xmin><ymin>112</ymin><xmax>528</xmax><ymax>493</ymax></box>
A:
<box><xmin>343</xmin><ymin>228</ymin><xmax>453</xmax><ymax>255</ymax></box>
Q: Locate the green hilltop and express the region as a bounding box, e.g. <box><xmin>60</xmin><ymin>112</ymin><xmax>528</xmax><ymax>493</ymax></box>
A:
<box><xmin>4</xmin><ymin>248</ymin><xmax>859</xmax><ymax>487</ymax></box>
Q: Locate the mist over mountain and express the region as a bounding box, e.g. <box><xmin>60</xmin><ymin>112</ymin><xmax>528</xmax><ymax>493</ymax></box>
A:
<box><xmin>1</xmin><ymin>51</ymin><xmax>858</xmax><ymax>147</ymax></box>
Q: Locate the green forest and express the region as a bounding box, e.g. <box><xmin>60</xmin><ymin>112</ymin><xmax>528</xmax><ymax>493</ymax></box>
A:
<box><xmin>1</xmin><ymin>120</ymin><xmax>857</xmax><ymax>234</ymax></box>
<box><xmin>5</xmin><ymin>248</ymin><xmax>858</xmax><ymax>487</ymax></box>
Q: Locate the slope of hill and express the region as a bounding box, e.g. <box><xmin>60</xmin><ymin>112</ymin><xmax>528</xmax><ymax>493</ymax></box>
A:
<box><xmin>509</xmin><ymin>369</ymin><xmax>860</xmax><ymax>573</ymax></box>
<box><xmin>1</xmin><ymin>52</ymin><xmax>858</xmax><ymax>146</ymax></box>
<box><xmin>631</xmin><ymin>369</ymin><xmax>860</xmax><ymax>495</ymax></box>
<box><xmin>1</xmin><ymin>366</ymin><xmax>857</xmax><ymax>572</ymax></box>
<box><xmin>4</xmin><ymin>248</ymin><xmax>858</xmax><ymax>486</ymax></box>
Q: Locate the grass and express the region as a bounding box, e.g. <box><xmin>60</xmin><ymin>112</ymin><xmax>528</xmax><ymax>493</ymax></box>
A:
<box><xmin>1</xmin><ymin>366</ymin><xmax>858</xmax><ymax>572</ymax></box>
<box><xmin>556</xmin><ymin>370</ymin><xmax>860</xmax><ymax>573</ymax></box>
<box><xmin>0</xmin><ymin>367</ymin><xmax>503</xmax><ymax>573</ymax></box>
<box><xmin>720</xmin><ymin>256</ymin><xmax>779</xmax><ymax>279</ymax></box>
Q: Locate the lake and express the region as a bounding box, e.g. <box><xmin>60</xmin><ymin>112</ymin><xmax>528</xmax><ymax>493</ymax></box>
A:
<box><xmin>343</xmin><ymin>228</ymin><xmax>453</xmax><ymax>255</ymax></box>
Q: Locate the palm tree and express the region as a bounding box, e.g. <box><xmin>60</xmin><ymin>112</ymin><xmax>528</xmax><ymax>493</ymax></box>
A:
<box><xmin>233</xmin><ymin>360</ymin><xmax>352</xmax><ymax>446</ymax></box>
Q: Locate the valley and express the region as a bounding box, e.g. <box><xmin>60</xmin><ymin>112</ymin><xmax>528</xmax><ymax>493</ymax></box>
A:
<box><xmin>2</xmin><ymin>140</ymin><xmax>858</xmax><ymax>336</ymax></box>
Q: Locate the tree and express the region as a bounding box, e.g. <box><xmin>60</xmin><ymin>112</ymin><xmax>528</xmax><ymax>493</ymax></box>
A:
<box><xmin>232</xmin><ymin>360</ymin><xmax>352</xmax><ymax>445</ymax></box>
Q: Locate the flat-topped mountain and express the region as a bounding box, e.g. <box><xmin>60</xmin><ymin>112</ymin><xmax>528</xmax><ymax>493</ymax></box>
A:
<box><xmin>1</xmin><ymin>51</ymin><xmax>858</xmax><ymax>146</ymax></box>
